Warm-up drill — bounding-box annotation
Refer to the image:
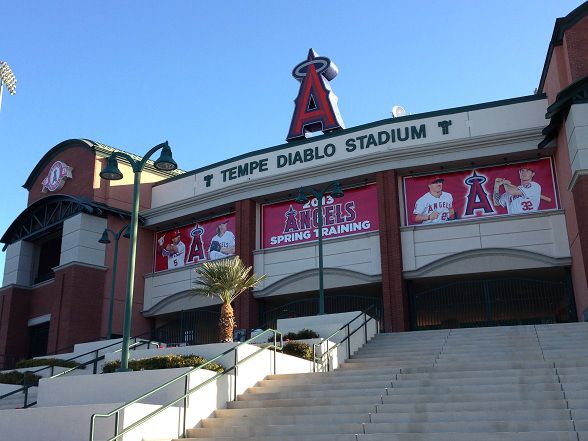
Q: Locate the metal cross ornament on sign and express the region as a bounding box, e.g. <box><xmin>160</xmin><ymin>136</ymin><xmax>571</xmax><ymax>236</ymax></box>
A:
<box><xmin>41</xmin><ymin>161</ymin><xmax>74</xmax><ymax>193</ymax></box>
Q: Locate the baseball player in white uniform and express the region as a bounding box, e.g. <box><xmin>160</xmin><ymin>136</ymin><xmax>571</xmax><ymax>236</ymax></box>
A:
<box><xmin>159</xmin><ymin>230</ymin><xmax>186</xmax><ymax>269</ymax></box>
<box><xmin>493</xmin><ymin>167</ymin><xmax>541</xmax><ymax>214</ymax></box>
<box><xmin>413</xmin><ymin>176</ymin><xmax>455</xmax><ymax>224</ymax></box>
<box><xmin>209</xmin><ymin>220</ymin><xmax>236</xmax><ymax>260</ymax></box>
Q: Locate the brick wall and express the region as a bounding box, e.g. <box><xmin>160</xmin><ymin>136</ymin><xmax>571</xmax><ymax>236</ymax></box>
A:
<box><xmin>27</xmin><ymin>145</ymin><xmax>96</xmax><ymax>206</ymax></box>
<box><xmin>233</xmin><ymin>199</ymin><xmax>259</xmax><ymax>331</ymax></box>
<box><xmin>377</xmin><ymin>170</ymin><xmax>408</xmax><ymax>332</ymax></box>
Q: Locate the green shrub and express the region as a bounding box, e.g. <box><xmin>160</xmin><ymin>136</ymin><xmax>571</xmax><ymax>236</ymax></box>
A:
<box><xmin>16</xmin><ymin>358</ymin><xmax>84</xmax><ymax>370</ymax></box>
<box><xmin>102</xmin><ymin>354</ymin><xmax>225</xmax><ymax>374</ymax></box>
<box><xmin>0</xmin><ymin>371</ymin><xmax>42</xmax><ymax>387</ymax></box>
<box><xmin>281</xmin><ymin>341</ymin><xmax>313</xmax><ymax>361</ymax></box>
<box><xmin>285</xmin><ymin>329</ymin><xmax>319</xmax><ymax>340</ymax></box>
<box><xmin>268</xmin><ymin>329</ymin><xmax>319</xmax><ymax>342</ymax></box>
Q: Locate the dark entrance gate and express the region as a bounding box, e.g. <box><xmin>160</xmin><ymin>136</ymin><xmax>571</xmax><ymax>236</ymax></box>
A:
<box><xmin>153</xmin><ymin>308</ymin><xmax>220</xmax><ymax>345</ymax></box>
<box><xmin>259</xmin><ymin>294</ymin><xmax>383</xmax><ymax>330</ymax></box>
<box><xmin>409</xmin><ymin>276</ymin><xmax>576</xmax><ymax>330</ymax></box>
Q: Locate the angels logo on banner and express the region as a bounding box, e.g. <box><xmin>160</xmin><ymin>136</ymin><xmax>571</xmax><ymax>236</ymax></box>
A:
<box><xmin>403</xmin><ymin>158</ymin><xmax>559</xmax><ymax>227</ymax></box>
<box><xmin>153</xmin><ymin>214</ymin><xmax>236</xmax><ymax>272</ymax></box>
<box><xmin>262</xmin><ymin>185</ymin><xmax>379</xmax><ymax>249</ymax></box>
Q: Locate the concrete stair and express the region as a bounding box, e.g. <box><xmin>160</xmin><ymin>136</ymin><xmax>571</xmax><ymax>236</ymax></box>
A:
<box><xmin>176</xmin><ymin>322</ymin><xmax>588</xmax><ymax>440</ymax></box>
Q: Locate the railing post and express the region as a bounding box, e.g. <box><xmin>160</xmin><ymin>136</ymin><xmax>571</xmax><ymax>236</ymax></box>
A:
<box><xmin>114</xmin><ymin>410</ymin><xmax>120</xmax><ymax>438</ymax></box>
<box><xmin>364</xmin><ymin>313</ymin><xmax>368</xmax><ymax>343</ymax></box>
<box><xmin>312</xmin><ymin>344</ymin><xmax>316</xmax><ymax>373</ymax></box>
<box><xmin>182</xmin><ymin>375</ymin><xmax>189</xmax><ymax>437</ymax></box>
<box><xmin>50</xmin><ymin>365</ymin><xmax>55</xmax><ymax>377</ymax></box>
<box><xmin>346</xmin><ymin>324</ymin><xmax>351</xmax><ymax>359</ymax></box>
<box><xmin>23</xmin><ymin>384</ymin><xmax>28</xmax><ymax>408</ymax></box>
<box><xmin>233</xmin><ymin>348</ymin><xmax>238</xmax><ymax>401</ymax></box>
<box><xmin>273</xmin><ymin>331</ymin><xmax>277</xmax><ymax>375</ymax></box>
<box><xmin>326</xmin><ymin>340</ymin><xmax>330</xmax><ymax>372</ymax></box>
<box><xmin>93</xmin><ymin>350</ymin><xmax>99</xmax><ymax>374</ymax></box>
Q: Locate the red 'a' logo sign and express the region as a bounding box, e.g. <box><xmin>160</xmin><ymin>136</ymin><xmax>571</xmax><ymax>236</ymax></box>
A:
<box><xmin>286</xmin><ymin>49</ymin><xmax>345</xmax><ymax>142</ymax></box>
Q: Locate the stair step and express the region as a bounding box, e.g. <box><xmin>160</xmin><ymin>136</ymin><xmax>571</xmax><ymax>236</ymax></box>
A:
<box><xmin>237</xmin><ymin>387</ymin><xmax>386</xmax><ymax>401</ymax></box>
<box><xmin>187</xmin><ymin>423</ymin><xmax>362</xmax><ymax>437</ymax></box>
<box><xmin>370</xmin><ymin>408</ymin><xmax>572</xmax><ymax>423</ymax></box>
<box><xmin>215</xmin><ymin>404</ymin><xmax>376</xmax><ymax>418</ymax></box>
<box><xmin>391</xmin><ymin>375</ymin><xmax>560</xmax><ymax>387</ymax></box>
<box><xmin>178</xmin><ymin>436</ymin><xmax>357</xmax><ymax>441</ymax></box>
<box><xmin>357</xmin><ymin>431</ymin><xmax>579</xmax><ymax>441</ymax></box>
<box><xmin>250</xmin><ymin>379</ymin><xmax>391</xmax><ymax>392</ymax></box>
<box><xmin>202</xmin><ymin>413</ymin><xmax>370</xmax><ymax>427</ymax></box>
<box><xmin>228</xmin><ymin>395</ymin><xmax>380</xmax><ymax>408</ymax></box>
<box><xmin>381</xmin><ymin>390</ymin><xmax>565</xmax><ymax>404</ymax></box>
<box><xmin>362</xmin><ymin>420</ymin><xmax>574</xmax><ymax>433</ymax></box>
<box><xmin>376</xmin><ymin>399</ymin><xmax>568</xmax><ymax>413</ymax></box>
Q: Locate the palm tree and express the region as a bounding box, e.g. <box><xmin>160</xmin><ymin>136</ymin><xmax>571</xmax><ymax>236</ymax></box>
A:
<box><xmin>194</xmin><ymin>257</ymin><xmax>267</xmax><ymax>342</ymax></box>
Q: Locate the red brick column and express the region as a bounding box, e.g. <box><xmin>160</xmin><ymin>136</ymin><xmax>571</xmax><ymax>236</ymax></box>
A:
<box><xmin>0</xmin><ymin>286</ymin><xmax>31</xmax><ymax>365</ymax></box>
<box><xmin>572</xmin><ymin>175</ymin><xmax>588</xmax><ymax>318</ymax></box>
<box><xmin>47</xmin><ymin>264</ymin><xmax>107</xmax><ymax>353</ymax></box>
<box><xmin>234</xmin><ymin>199</ymin><xmax>259</xmax><ymax>331</ymax></box>
<box><xmin>376</xmin><ymin>170</ymin><xmax>408</xmax><ymax>332</ymax></box>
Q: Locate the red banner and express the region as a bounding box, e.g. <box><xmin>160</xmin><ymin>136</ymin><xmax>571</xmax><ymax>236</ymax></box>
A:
<box><xmin>262</xmin><ymin>185</ymin><xmax>379</xmax><ymax>249</ymax></box>
<box><xmin>403</xmin><ymin>158</ymin><xmax>559</xmax><ymax>226</ymax></box>
<box><xmin>153</xmin><ymin>214</ymin><xmax>236</xmax><ymax>272</ymax></box>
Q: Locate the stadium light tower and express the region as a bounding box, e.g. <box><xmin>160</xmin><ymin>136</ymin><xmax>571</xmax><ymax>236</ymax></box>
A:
<box><xmin>0</xmin><ymin>62</ymin><xmax>17</xmax><ymax>112</ymax></box>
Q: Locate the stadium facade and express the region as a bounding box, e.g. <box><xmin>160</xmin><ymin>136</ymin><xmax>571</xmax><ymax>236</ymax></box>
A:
<box><xmin>2</xmin><ymin>3</ymin><xmax>588</xmax><ymax>365</ymax></box>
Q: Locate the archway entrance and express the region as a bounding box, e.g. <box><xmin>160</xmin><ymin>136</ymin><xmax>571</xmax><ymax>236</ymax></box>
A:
<box><xmin>408</xmin><ymin>268</ymin><xmax>576</xmax><ymax>330</ymax></box>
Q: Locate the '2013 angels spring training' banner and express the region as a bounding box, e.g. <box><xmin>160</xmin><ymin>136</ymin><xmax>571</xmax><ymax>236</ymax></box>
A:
<box><xmin>403</xmin><ymin>157</ymin><xmax>559</xmax><ymax>227</ymax></box>
<box><xmin>153</xmin><ymin>214</ymin><xmax>236</xmax><ymax>272</ymax></box>
<box><xmin>262</xmin><ymin>185</ymin><xmax>379</xmax><ymax>249</ymax></box>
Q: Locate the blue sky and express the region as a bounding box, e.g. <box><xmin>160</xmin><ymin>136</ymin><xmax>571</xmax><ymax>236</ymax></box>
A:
<box><xmin>0</xmin><ymin>0</ymin><xmax>582</xmax><ymax>281</ymax></box>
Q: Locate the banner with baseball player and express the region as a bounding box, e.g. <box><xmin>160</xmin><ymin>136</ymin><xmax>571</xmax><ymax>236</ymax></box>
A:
<box><xmin>262</xmin><ymin>184</ymin><xmax>379</xmax><ymax>249</ymax></box>
<box><xmin>153</xmin><ymin>214</ymin><xmax>236</xmax><ymax>272</ymax></box>
<box><xmin>403</xmin><ymin>158</ymin><xmax>559</xmax><ymax>227</ymax></box>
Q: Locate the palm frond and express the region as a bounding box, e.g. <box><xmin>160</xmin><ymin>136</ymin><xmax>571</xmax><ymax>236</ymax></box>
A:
<box><xmin>193</xmin><ymin>256</ymin><xmax>267</xmax><ymax>304</ymax></box>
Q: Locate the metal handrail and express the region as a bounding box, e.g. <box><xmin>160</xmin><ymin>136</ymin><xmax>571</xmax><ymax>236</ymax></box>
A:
<box><xmin>312</xmin><ymin>306</ymin><xmax>379</xmax><ymax>373</ymax></box>
<box><xmin>0</xmin><ymin>338</ymin><xmax>159</xmax><ymax>408</ymax></box>
<box><xmin>89</xmin><ymin>328</ymin><xmax>283</xmax><ymax>441</ymax></box>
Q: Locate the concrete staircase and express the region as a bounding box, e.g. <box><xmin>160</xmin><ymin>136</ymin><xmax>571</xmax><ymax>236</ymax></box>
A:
<box><xmin>178</xmin><ymin>322</ymin><xmax>588</xmax><ymax>440</ymax></box>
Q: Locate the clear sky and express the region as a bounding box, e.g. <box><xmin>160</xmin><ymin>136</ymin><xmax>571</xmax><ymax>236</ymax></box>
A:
<box><xmin>0</xmin><ymin>0</ymin><xmax>582</xmax><ymax>281</ymax></box>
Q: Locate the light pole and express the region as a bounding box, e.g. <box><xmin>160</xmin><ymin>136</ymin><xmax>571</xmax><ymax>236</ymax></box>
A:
<box><xmin>99</xmin><ymin>141</ymin><xmax>177</xmax><ymax>371</ymax></box>
<box><xmin>295</xmin><ymin>181</ymin><xmax>344</xmax><ymax>315</ymax></box>
<box><xmin>98</xmin><ymin>224</ymin><xmax>130</xmax><ymax>340</ymax></box>
<box><xmin>0</xmin><ymin>61</ymin><xmax>17</xmax><ymax>112</ymax></box>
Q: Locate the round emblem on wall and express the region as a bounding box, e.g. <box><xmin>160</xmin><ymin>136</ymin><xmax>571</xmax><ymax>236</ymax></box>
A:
<box><xmin>41</xmin><ymin>161</ymin><xmax>74</xmax><ymax>193</ymax></box>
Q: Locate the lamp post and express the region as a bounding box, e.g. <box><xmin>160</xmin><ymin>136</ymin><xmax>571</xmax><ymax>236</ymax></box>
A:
<box><xmin>99</xmin><ymin>141</ymin><xmax>177</xmax><ymax>371</ymax></box>
<box><xmin>295</xmin><ymin>181</ymin><xmax>344</xmax><ymax>315</ymax></box>
<box><xmin>99</xmin><ymin>224</ymin><xmax>130</xmax><ymax>340</ymax></box>
<box><xmin>0</xmin><ymin>61</ymin><xmax>17</xmax><ymax>112</ymax></box>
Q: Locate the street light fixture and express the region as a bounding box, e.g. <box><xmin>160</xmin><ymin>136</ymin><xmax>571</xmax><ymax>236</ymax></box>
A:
<box><xmin>99</xmin><ymin>141</ymin><xmax>177</xmax><ymax>371</ymax></box>
<box><xmin>98</xmin><ymin>224</ymin><xmax>130</xmax><ymax>340</ymax></box>
<box><xmin>0</xmin><ymin>61</ymin><xmax>17</xmax><ymax>112</ymax></box>
<box><xmin>295</xmin><ymin>181</ymin><xmax>344</xmax><ymax>315</ymax></box>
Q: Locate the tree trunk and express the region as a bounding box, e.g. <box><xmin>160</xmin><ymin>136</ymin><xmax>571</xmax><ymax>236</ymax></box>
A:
<box><xmin>219</xmin><ymin>302</ymin><xmax>235</xmax><ymax>343</ymax></box>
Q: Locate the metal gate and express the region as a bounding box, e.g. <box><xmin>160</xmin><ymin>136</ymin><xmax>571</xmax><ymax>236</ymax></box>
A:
<box><xmin>153</xmin><ymin>308</ymin><xmax>220</xmax><ymax>345</ymax></box>
<box><xmin>409</xmin><ymin>277</ymin><xmax>576</xmax><ymax>330</ymax></box>
<box><xmin>259</xmin><ymin>295</ymin><xmax>383</xmax><ymax>330</ymax></box>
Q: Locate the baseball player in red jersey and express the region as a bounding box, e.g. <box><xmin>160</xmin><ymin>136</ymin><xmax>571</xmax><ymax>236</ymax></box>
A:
<box><xmin>413</xmin><ymin>176</ymin><xmax>455</xmax><ymax>224</ymax></box>
<box><xmin>158</xmin><ymin>230</ymin><xmax>186</xmax><ymax>269</ymax></box>
<box><xmin>493</xmin><ymin>166</ymin><xmax>542</xmax><ymax>214</ymax></box>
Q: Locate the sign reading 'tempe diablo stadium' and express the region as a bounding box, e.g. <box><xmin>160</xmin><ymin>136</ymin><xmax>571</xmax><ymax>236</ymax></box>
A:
<box><xmin>262</xmin><ymin>185</ymin><xmax>378</xmax><ymax>249</ymax></box>
<box><xmin>403</xmin><ymin>158</ymin><xmax>559</xmax><ymax>227</ymax></box>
